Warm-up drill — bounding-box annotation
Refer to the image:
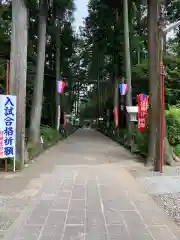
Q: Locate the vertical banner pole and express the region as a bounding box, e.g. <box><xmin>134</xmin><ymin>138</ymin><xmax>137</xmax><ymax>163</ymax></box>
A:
<box><xmin>13</xmin><ymin>157</ymin><xmax>15</xmax><ymax>172</ymax></box>
<box><xmin>6</xmin><ymin>61</ymin><xmax>9</xmax><ymax>95</ymax></box>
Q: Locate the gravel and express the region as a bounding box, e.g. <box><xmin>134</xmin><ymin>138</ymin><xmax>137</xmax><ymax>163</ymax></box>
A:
<box><xmin>151</xmin><ymin>193</ymin><xmax>180</xmax><ymax>226</ymax></box>
<box><xmin>0</xmin><ymin>195</ymin><xmax>29</xmax><ymax>234</ymax></box>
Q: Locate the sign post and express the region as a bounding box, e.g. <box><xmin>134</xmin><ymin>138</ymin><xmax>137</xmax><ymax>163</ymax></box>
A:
<box><xmin>0</xmin><ymin>95</ymin><xmax>16</xmax><ymax>172</ymax></box>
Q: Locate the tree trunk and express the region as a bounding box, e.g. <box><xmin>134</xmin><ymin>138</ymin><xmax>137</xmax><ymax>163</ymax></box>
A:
<box><xmin>163</xmin><ymin>33</ymin><xmax>167</xmax><ymax>56</ymax></box>
<box><xmin>147</xmin><ymin>0</ymin><xmax>160</xmax><ymax>167</ymax></box>
<box><xmin>9</xmin><ymin>0</ymin><xmax>28</xmax><ymax>168</ymax></box>
<box><xmin>123</xmin><ymin>0</ymin><xmax>132</xmax><ymax>107</ymax></box>
<box><xmin>136</xmin><ymin>1</ymin><xmax>142</xmax><ymax>64</ymax></box>
<box><xmin>97</xmin><ymin>54</ymin><xmax>100</xmax><ymax>125</ymax></box>
<box><xmin>123</xmin><ymin>0</ymin><xmax>133</xmax><ymax>144</ymax></box>
<box><xmin>55</xmin><ymin>18</ymin><xmax>61</xmax><ymax>131</ymax></box>
<box><xmin>154</xmin><ymin>26</ymin><xmax>161</xmax><ymax>171</ymax></box>
<box><xmin>114</xmin><ymin>76</ymin><xmax>119</xmax><ymax>131</ymax></box>
<box><xmin>29</xmin><ymin>0</ymin><xmax>47</xmax><ymax>145</ymax></box>
<box><xmin>77</xmin><ymin>81</ymin><xmax>80</xmax><ymax>117</ymax></box>
<box><xmin>114</xmin><ymin>10</ymin><xmax>119</xmax><ymax>134</ymax></box>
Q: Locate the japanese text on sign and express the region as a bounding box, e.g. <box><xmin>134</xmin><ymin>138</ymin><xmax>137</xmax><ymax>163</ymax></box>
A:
<box><xmin>0</xmin><ymin>95</ymin><xmax>16</xmax><ymax>158</ymax></box>
<box><xmin>137</xmin><ymin>94</ymin><xmax>149</xmax><ymax>131</ymax></box>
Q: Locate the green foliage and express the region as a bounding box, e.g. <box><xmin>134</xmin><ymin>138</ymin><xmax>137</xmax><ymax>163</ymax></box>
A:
<box><xmin>0</xmin><ymin>61</ymin><xmax>6</xmax><ymax>90</ymax></box>
<box><xmin>81</xmin><ymin>0</ymin><xmax>180</xmax><ymax>164</ymax></box>
<box><xmin>40</xmin><ymin>125</ymin><xmax>60</xmax><ymax>147</ymax></box>
<box><xmin>131</xmin><ymin>129</ymin><xmax>148</xmax><ymax>157</ymax></box>
<box><xmin>166</xmin><ymin>107</ymin><xmax>180</xmax><ymax>146</ymax></box>
<box><xmin>97</xmin><ymin>106</ymin><xmax>180</xmax><ymax>160</ymax></box>
<box><xmin>132</xmin><ymin>62</ymin><xmax>148</xmax><ymax>97</ymax></box>
<box><xmin>131</xmin><ymin>107</ymin><xmax>180</xmax><ymax>157</ymax></box>
<box><xmin>8</xmin><ymin>159</ymin><xmax>21</xmax><ymax>171</ymax></box>
<box><xmin>80</xmin><ymin>0</ymin><xmax>180</xmax><ymax>120</ymax></box>
<box><xmin>27</xmin><ymin>125</ymin><xmax>60</xmax><ymax>160</ymax></box>
<box><xmin>27</xmin><ymin>124</ymin><xmax>78</xmax><ymax>162</ymax></box>
<box><xmin>2</xmin><ymin>0</ymin><xmax>180</xmax><ymax>167</ymax></box>
<box><xmin>174</xmin><ymin>144</ymin><xmax>180</xmax><ymax>157</ymax></box>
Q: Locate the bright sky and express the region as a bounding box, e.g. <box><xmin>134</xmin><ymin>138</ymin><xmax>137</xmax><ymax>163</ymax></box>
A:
<box><xmin>73</xmin><ymin>0</ymin><xmax>176</xmax><ymax>37</ymax></box>
<box><xmin>73</xmin><ymin>0</ymin><xmax>89</xmax><ymax>32</ymax></box>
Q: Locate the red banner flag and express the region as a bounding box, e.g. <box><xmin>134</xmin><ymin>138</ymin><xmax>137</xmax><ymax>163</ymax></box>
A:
<box><xmin>64</xmin><ymin>112</ymin><xmax>68</xmax><ymax>128</ymax></box>
<box><xmin>113</xmin><ymin>107</ymin><xmax>118</xmax><ymax>128</ymax></box>
<box><xmin>137</xmin><ymin>94</ymin><xmax>149</xmax><ymax>131</ymax></box>
<box><xmin>0</xmin><ymin>131</ymin><xmax>4</xmax><ymax>157</ymax></box>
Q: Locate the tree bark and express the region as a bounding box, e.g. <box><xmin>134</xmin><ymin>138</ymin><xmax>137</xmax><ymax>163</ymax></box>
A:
<box><xmin>77</xmin><ymin>81</ymin><xmax>80</xmax><ymax>117</ymax></box>
<box><xmin>136</xmin><ymin>1</ymin><xmax>142</xmax><ymax>64</ymax></box>
<box><xmin>147</xmin><ymin>0</ymin><xmax>160</xmax><ymax>167</ymax></box>
<box><xmin>113</xmin><ymin>9</ymin><xmax>120</xmax><ymax>134</ymax></box>
<box><xmin>123</xmin><ymin>1</ymin><xmax>133</xmax><ymax>144</ymax></box>
<box><xmin>9</xmin><ymin>0</ymin><xmax>28</xmax><ymax>168</ymax></box>
<box><xmin>55</xmin><ymin>17</ymin><xmax>61</xmax><ymax>131</ymax></box>
<box><xmin>97</xmin><ymin>58</ymin><xmax>100</xmax><ymax>121</ymax></box>
<box><xmin>123</xmin><ymin>0</ymin><xmax>132</xmax><ymax>107</ymax></box>
<box><xmin>29</xmin><ymin>0</ymin><xmax>47</xmax><ymax>145</ymax></box>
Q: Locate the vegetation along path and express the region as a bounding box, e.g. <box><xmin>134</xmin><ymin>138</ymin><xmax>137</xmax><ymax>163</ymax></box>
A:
<box><xmin>2</xmin><ymin>128</ymin><xmax>180</xmax><ymax>240</ymax></box>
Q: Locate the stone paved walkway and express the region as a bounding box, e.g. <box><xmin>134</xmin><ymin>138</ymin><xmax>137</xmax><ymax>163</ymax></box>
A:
<box><xmin>2</xmin><ymin>128</ymin><xmax>180</xmax><ymax>239</ymax></box>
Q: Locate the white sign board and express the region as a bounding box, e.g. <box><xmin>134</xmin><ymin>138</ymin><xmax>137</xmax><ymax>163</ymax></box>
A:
<box><xmin>0</xmin><ymin>95</ymin><xmax>16</xmax><ymax>170</ymax></box>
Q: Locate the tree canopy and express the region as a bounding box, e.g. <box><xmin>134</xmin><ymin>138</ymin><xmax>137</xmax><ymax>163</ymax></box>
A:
<box><xmin>1</xmin><ymin>0</ymin><xmax>180</xmax><ymax>169</ymax></box>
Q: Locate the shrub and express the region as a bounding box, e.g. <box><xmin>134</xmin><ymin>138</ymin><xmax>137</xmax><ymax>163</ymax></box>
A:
<box><xmin>131</xmin><ymin>128</ymin><xmax>148</xmax><ymax>157</ymax></box>
<box><xmin>8</xmin><ymin>158</ymin><xmax>21</xmax><ymax>171</ymax></box>
<box><xmin>27</xmin><ymin>126</ymin><xmax>60</xmax><ymax>160</ymax></box>
<box><xmin>174</xmin><ymin>144</ymin><xmax>180</xmax><ymax>157</ymax></box>
<box><xmin>40</xmin><ymin>125</ymin><xmax>60</xmax><ymax>146</ymax></box>
<box><xmin>166</xmin><ymin>107</ymin><xmax>180</xmax><ymax>146</ymax></box>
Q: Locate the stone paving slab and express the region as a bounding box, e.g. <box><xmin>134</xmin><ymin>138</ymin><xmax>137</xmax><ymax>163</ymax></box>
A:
<box><xmin>137</xmin><ymin>175</ymin><xmax>180</xmax><ymax>194</ymax></box>
<box><xmin>1</xmin><ymin>129</ymin><xmax>180</xmax><ymax>240</ymax></box>
<box><xmin>3</xmin><ymin>165</ymin><xmax>180</xmax><ymax>240</ymax></box>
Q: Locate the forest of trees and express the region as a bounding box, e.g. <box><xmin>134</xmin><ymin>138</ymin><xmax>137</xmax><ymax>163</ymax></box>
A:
<box><xmin>1</xmin><ymin>0</ymin><xmax>180</xmax><ymax>170</ymax></box>
<box><xmin>79</xmin><ymin>0</ymin><xmax>180</xmax><ymax>169</ymax></box>
<box><xmin>0</xmin><ymin>0</ymin><xmax>83</xmax><ymax>169</ymax></box>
